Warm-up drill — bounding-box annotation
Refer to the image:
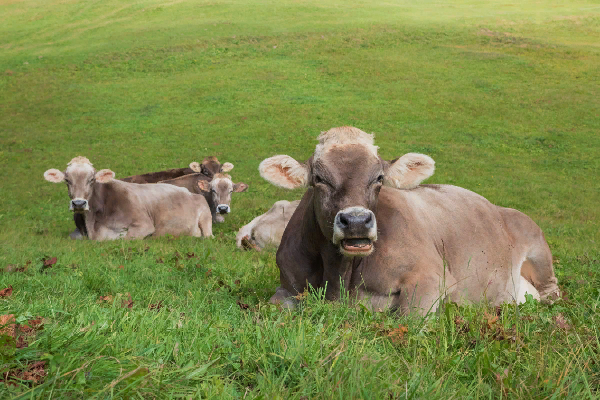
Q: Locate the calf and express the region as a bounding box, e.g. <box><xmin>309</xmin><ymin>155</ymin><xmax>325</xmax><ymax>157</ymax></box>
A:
<box><xmin>260</xmin><ymin>126</ymin><xmax>560</xmax><ymax>314</ymax></box>
<box><xmin>159</xmin><ymin>173</ymin><xmax>248</xmax><ymax>223</ymax></box>
<box><xmin>236</xmin><ymin>200</ymin><xmax>300</xmax><ymax>250</ymax></box>
<box><xmin>45</xmin><ymin>157</ymin><xmax>212</xmax><ymax>240</ymax></box>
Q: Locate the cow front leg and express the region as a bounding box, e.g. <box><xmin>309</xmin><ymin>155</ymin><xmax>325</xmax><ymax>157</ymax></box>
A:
<box><xmin>124</xmin><ymin>223</ymin><xmax>155</xmax><ymax>239</ymax></box>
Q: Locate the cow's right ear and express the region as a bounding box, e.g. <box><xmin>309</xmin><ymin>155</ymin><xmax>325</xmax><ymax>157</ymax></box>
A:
<box><xmin>189</xmin><ymin>162</ymin><xmax>202</xmax><ymax>172</ymax></box>
<box><xmin>221</xmin><ymin>162</ymin><xmax>234</xmax><ymax>172</ymax></box>
<box><xmin>95</xmin><ymin>169</ymin><xmax>115</xmax><ymax>183</ymax></box>
<box><xmin>259</xmin><ymin>155</ymin><xmax>309</xmax><ymax>189</ymax></box>
<box><xmin>384</xmin><ymin>153</ymin><xmax>435</xmax><ymax>189</ymax></box>
<box><xmin>197</xmin><ymin>180</ymin><xmax>211</xmax><ymax>193</ymax></box>
<box><xmin>44</xmin><ymin>169</ymin><xmax>65</xmax><ymax>183</ymax></box>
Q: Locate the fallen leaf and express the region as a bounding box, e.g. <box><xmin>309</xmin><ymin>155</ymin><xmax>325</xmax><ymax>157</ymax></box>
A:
<box><xmin>122</xmin><ymin>293</ymin><xmax>134</xmax><ymax>309</ymax></box>
<box><xmin>148</xmin><ymin>302</ymin><xmax>163</xmax><ymax>311</ymax></box>
<box><xmin>97</xmin><ymin>295</ymin><xmax>114</xmax><ymax>304</ymax></box>
<box><xmin>485</xmin><ymin>312</ymin><xmax>499</xmax><ymax>329</ymax></box>
<box><xmin>42</xmin><ymin>257</ymin><xmax>57</xmax><ymax>268</ymax></box>
<box><xmin>234</xmin><ymin>279</ymin><xmax>241</xmax><ymax>285</ymax></box>
<box><xmin>386</xmin><ymin>324</ymin><xmax>408</xmax><ymax>344</ymax></box>
<box><xmin>0</xmin><ymin>314</ymin><xmax>16</xmax><ymax>336</ymax></box>
<box><xmin>553</xmin><ymin>313</ymin><xmax>571</xmax><ymax>330</ymax></box>
<box><xmin>205</xmin><ymin>268</ymin><xmax>212</xmax><ymax>277</ymax></box>
<box><xmin>0</xmin><ymin>286</ymin><xmax>13</xmax><ymax>298</ymax></box>
<box><xmin>237</xmin><ymin>301</ymin><xmax>249</xmax><ymax>310</ymax></box>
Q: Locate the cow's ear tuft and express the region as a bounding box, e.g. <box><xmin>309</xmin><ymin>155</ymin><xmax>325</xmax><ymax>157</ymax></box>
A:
<box><xmin>44</xmin><ymin>169</ymin><xmax>65</xmax><ymax>183</ymax></box>
<box><xmin>233</xmin><ymin>182</ymin><xmax>248</xmax><ymax>193</ymax></box>
<box><xmin>221</xmin><ymin>162</ymin><xmax>234</xmax><ymax>172</ymax></box>
<box><xmin>189</xmin><ymin>162</ymin><xmax>202</xmax><ymax>172</ymax></box>
<box><xmin>259</xmin><ymin>155</ymin><xmax>309</xmax><ymax>189</ymax></box>
<box><xmin>95</xmin><ymin>169</ymin><xmax>115</xmax><ymax>183</ymax></box>
<box><xmin>384</xmin><ymin>153</ymin><xmax>435</xmax><ymax>189</ymax></box>
<box><xmin>197</xmin><ymin>180</ymin><xmax>211</xmax><ymax>193</ymax></box>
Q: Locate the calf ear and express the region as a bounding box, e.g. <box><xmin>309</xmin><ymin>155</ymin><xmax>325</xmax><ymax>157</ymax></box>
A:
<box><xmin>95</xmin><ymin>169</ymin><xmax>115</xmax><ymax>183</ymax></box>
<box><xmin>44</xmin><ymin>169</ymin><xmax>65</xmax><ymax>183</ymax></box>
<box><xmin>259</xmin><ymin>155</ymin><xmax>309</xmax><ymax>189</ymax></box>
<box><xmin>221</xmin><ymin>162</ymin><xmax>234</xmax><ymax>172</ymax></box>
<box><xmin>189</xmin><ymin>162</ymin><xmax>202</xmax><ymax>172</ymax></box>
<box><xmin>197</xmin><ymin>180</ymin><xmax>211</xmax><ymax>193</ymax></box>
<box><xmin>233</xmin><ymin>182</ymin><xmax>248</xmax><ymax>192</ymax></box>
<box><xmin>385</xmin><ymin>153</ymin><xmax>435</xmax><ymax>189</ymax></box>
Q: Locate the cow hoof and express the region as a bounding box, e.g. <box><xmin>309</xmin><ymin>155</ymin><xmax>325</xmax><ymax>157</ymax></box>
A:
<box><xmin>69</xmin><ymin>230</ymin><xmax>84</xmax><ymax>240</ymax></box>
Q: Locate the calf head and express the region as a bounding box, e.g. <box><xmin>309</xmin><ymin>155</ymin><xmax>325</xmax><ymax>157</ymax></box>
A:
<box><xmin>189</xmin><ymin>156</ymin><xmax>234</xmax><ymax>178</ymax></box>
<box><xmin>44</xmin><ymin>156</ymin><xmax>115</xmax><ymax>213</ymax></box>
<box><xmin>197</xmin><ymin>173</ymin><xmax>248</xmax><ymax>215</ymax></box>
<box><xmin>259</xmin><ymin>126</ymin><xmax>435</xmax><ymax>257</ymax></box>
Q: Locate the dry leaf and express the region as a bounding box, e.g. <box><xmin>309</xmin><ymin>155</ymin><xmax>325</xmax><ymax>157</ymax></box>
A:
<box><xmin>97</xmin><ymin>295</ymin><xmax>114</xmax><ymax>304</ymax></box>
<box><xmin>237</xmin><ymin>301</ymin><xmax>249</xmax><ymax>310</ymax></box>
<box><xmin>148</xmin><ymin>302</ymin><xmax>163</xmax><ymax>311</ymax></box>
<box><xmin>553</xmin><ymin>313</ymin><xmax>571</xmax><ymax>330</ymax></box>
<box><xmin>42</xmin><ymin>257</ymin><xmax>57</xmax><ymax>268</ymax></box>
<box><xmin>387</xmin><ymin>324</ymin><xmax>408</xmax><ymax>344</ymax></box>
<box><xmin>122</xmin><ymin>293</ymin><xmax>134</xmax><ymax>309</ymax></box>
<box><xmin>0</xmin><ymin>286</ymin><xmax>13</xmax><ymax>298</ymax></box>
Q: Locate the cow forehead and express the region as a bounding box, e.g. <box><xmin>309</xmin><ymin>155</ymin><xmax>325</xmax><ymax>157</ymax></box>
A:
<box><xmin>314</xmin><ymin>126</ymin><xmax>379</xmax><ymax>160</ymax></box>
<box><xmin>211</xmin><ymin>176</ymin><xmax>233</xmax><ymax>191</ymax></box>
<box><xmin>316</xmin><ymin>143</ymin><xmax>381</xmax><ymax>174</ymax></box>
<box><xmin>65</xmin><ymin>161</ymin><xmax>95</xmax><ymax>177</ymax></box>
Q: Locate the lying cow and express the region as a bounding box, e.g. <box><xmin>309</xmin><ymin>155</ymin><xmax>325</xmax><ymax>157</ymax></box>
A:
<box><xmin>159</xmin><ymin>172</ymin><xmax>248</xmax><ymax>223</ymax></box>
<box><xmin>259</xmin><ymin>126</ymin><xmax>560</xmax><ymax>314</ymax></box>
<box><xmin>236</xmin><ymin>200</ymin><xmax>300</xmax><ymax>250</ymax></box>
<box><xmin>70</xmin><ymin>157</ymin><xmax>236</xmax><ymax>239</ymax></box>
<box><xmin>45</xmin><ymin>157</ymin><xmax>213</xmax><ymax>240</ymax></box>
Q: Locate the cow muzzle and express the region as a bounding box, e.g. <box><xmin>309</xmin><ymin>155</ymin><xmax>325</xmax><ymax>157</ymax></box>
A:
<box><xmin>217</xmin><ymin>204</ymin><xmax>230</xmax><ymax>214</ymax></box>
<box><xmin>332</xmin><ymin>207</ymin><xmax>377</xmax><ymax>257</ymax></box>
<box><xmin>70</xmin><ymin>199</ymin><xmax>89</xmax><ymax>212</ymax></box>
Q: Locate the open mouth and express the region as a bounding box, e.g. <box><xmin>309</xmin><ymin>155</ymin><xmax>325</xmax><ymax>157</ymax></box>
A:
<box><xmin>341</xmin><ymin>238</ymin><xmax>373</xmax><ymax>253</ymax></box>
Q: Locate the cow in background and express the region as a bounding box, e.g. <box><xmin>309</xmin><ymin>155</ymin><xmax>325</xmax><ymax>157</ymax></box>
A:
<box><xmin>236</xmin><ymin>200</ymin><xmax>300</xmax><ymax>251</ymax></box>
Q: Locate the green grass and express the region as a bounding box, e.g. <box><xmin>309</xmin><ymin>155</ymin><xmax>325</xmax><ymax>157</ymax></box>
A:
<box><xmin>1</xmin><ymin>0</ymin><xmax>599</xmax><ymax>397</ymax></box>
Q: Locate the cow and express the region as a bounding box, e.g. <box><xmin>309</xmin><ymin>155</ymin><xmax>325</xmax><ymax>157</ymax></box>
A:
<box><xmin>258</xmin><ymin>126</ymin><xmax>560</xmax><ymax>315</ymax></box>
<box><xmin>236</xmin><ymin>200</ymin><xmax>300</xmax><ymax>251</ymax></box>
<box><xmin>159</xmin><ymin>172</ymin><xmax>248</xmax><ymax>224</ymax></box>
<box><xmin>69</xmin><ymin>157</ymin><xmax>235</xmax><ymax>239</ymax></box>
<box><xmin>45</xmin><ymin>157</ymin><xmax>213</xmax><ymax>240</ymax></box>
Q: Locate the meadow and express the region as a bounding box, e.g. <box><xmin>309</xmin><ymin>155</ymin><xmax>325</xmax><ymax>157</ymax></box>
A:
<box><xmin>1</xmin><ymin>0</ymin><xmax>599</xmax><ymax>397</ymax></box>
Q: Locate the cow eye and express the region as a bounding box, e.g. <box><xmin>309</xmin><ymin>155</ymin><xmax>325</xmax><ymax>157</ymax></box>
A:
<box><xmin>314</xmin><ymin>175</ymin><xmax>324</xmax><ymax>184</ymax></box>
<box><xmin>377</xmin><ymin>175</ymin><xmax>384</xmax><ymax>183</ymax></box>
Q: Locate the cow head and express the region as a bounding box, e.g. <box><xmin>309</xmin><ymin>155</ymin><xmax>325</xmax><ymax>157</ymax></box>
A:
<box><xmin>259</xmin><ymin>126</ymin><xmax>435</xmax><ymax>257</ymax></box>
<box><xmin>44</xmin><ymin>156</ymin><xmax>115</xmax><ymax>213</ymax></box>
<box><xmin>197</xmin><ymin>173</ymin><xmax>248</xmax><ymax>215</ymax></box>
<box><xmin>189</xmin><ymin>156</ymin><xmax>234</xmax><ymax>178</ymax></box>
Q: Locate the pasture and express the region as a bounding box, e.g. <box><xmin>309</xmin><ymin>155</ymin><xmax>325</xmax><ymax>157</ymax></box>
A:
<box><xmin>1</xmin><ymin>0</ymin><xmax>599</xmax><ymax>397</ymax></box>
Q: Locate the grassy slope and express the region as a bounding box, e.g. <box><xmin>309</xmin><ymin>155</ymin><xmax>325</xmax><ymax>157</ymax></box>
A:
<box><xmin>1</xmin><ymin>0</ymin><xmax>599</xmax><ymax>398</ymax></box>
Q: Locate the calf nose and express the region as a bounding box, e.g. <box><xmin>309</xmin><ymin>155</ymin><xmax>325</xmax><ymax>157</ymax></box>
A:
<box><xmin>71</xmin><ymin>199</ymin><xmax>87</xmax><ymax>209</ymax></box>
<box><xmin>336</xmin><ymin>210</ymin><xmax>375</xmax><ymax>231</ymax></box>
<box><xmin>217</xmin><ymin>204</ymin><xmax>230</xmax><ymax>214</ymax></box>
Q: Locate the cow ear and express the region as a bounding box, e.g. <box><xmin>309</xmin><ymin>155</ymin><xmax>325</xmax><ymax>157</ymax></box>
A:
<box><xmin>233</xmin><ymin>182</ymin><xmax>248</xmax><ymax>193</ymax></box>
<box><xmin>384</xmin><ymin>153</ymin><xmax>435</xmax><ymax>189</ymax></box>
<box><xmin>197</xmin><ymin>180</ymin><xmax>211</xmax><ymax>193</ymax></box>
<box><xmin>189</xmin><ymin>162</ymin><xmax>202</xmax><ymax>172</ymax></box>
<box><xmin>221</xmin><ymin>162</ymin><xmax>234</xmax><ymax>172</ymax></box>
<box><xmin>259</xmin><ymin>155</ymin><xmax>309</xmax><ymax>189</ymax></box>
<box><xmin>44</xmin><ymin>169</ymin><xmax>65</xmax><ymax>183</ymax></box>
<box><xmin>95</xmin><ymin>169</ymin><xmax>115</xmax><ymax>183</ymax></box>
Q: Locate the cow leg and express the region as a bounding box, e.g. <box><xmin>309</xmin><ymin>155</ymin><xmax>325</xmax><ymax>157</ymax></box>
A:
<box><xmin>70</xmin><ymin>213</ymin><xmax>87</xmax><ymax>240</ymax></box>
<box><xmin>198</xmin><ymin>212</ymin><xmax>213</xmax><ymax>238</ymax></box>
<box><xmin>499</xmin><ymin>208</ymin><xmax>560</xmax><ymax>304</ymax></box>
<box><xmin>125</xmin><ymin>223</ymin><xmax>155</xmax><ymax>239</ymax></box>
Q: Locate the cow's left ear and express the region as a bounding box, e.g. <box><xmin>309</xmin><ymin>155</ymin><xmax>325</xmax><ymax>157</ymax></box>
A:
<box><xmin>95</xmin><ymin>169</ymin><xmax>115</xmax><ymax>183</ymax></box>
<box><xmin>44</xmin><ymin>169</ymin><xmax>65</xmax><ymax>183</ymax></box>
<box><xmin>384</xmin><ymin>153</ymin><xmax>435</xmax><ymax>189</ymax></box>
<box><xmin>233</xmin><ymin>182</ymin><xmax>248</xmax><ymax>193</ymax></box>
<box><xmin>197</xmin><ymin>180</ymin><xmax>211</xmax><ymax>193</ymax></box>
<box><xmin>221</xmin><ymin>162</ymin><xmax>234</xmax><ymax>172</ymax></box>
<box><xmin>189</xmin><ymin>162</ymin><xmax>201</xmax><ymax>172</ymax></box>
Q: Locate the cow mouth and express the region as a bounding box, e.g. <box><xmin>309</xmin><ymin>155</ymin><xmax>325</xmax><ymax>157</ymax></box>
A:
<box><xmin>341</xmin><ymin>238</ymin><xmax>373</xmax><ymax>253</ymax></box>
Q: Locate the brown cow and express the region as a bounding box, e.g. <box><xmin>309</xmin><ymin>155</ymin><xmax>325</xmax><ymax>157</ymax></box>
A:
<box><xmin>45</xmin><ymin>157</ymin><xmax>212</xmax><ymax>240</ymax></box>
<box><xmin>160</xmin><ymin>173</ymin><xmax>248</xmax><ymax>223</ymax></box>
<box><xmin>236</xmin><ymin>200</ymin><xmax>300</xmax><ymax>250</ymax></box>
<box><xmin>70</xmin><ymin>157</ymin><xmax>234</xmax><ymax>239</ymax></box>
<box><xmin>259</xmin><ymin>127</ymin><xmax>560</xmax><ymax>314</ymax></box>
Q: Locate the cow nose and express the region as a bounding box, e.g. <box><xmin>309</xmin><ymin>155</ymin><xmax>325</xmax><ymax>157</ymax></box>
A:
<box><xmin>336</xmin><ymin>210</ymin><xmax>375</xmax><ymax>231</ymax></box>
<box><xmin>71</xmin><ymin>199</ymin><xmax>87</xmax><ymax>209</ymax></box>
<box><xmin>217</xmin><ymin>204</ymin><xmax>230</xmax><ymax>214</ymax></box>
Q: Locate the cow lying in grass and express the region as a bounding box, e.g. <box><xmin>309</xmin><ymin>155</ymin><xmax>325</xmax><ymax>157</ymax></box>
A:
<box><xmin>70</xmin><ymin>157</ymin><xmax>243</xmax><ymax>239</ymax></box>
<box><xmin>161</xmin><ymin>172</ymin><xmax>248</xmax><ymax>224</ymax></box>
<box><xmin>236</xmin><ymin>200</ymin><xmax>300</xmax><ymax>251</ymax></box>
<box><xmin>259</xmin><ymin>126</ymin><xmax>561</xmax><ymax>315</ymax></box>
<box><xmin>45</xmin><ymin>157</ymin><xmax>213</xmax><ymax>240</ymax></box>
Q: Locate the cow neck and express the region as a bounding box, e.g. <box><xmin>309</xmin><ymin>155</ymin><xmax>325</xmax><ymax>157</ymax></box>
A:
<box><xmin>87</xmin><ymin>181</ymin><xmax>108</xmax><ymax>216</ymax></box>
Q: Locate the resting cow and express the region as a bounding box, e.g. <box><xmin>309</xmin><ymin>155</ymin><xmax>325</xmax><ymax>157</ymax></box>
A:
<box><xmin>159</xmin><ymin>172</ymin><xmax>248</xmax><ymax>223</ymax></box>
<box><xmin>236</xmin><ymin>200</ymin><xmax>300</xmax><ymax>251</ymax></box>
<box><xmin>70</xmin><ymin>157</ymin><xmax>235</xmax><ymax>239</ymax></box>
<box><xmin>45</xmin><ymin>157</ymin><xmax>212</xmax><ymax>240</ymax></box>
<box><xmin>259</xmin><ymin>126</ymin><xmax>560</xmax><ymax>314</ymax></box>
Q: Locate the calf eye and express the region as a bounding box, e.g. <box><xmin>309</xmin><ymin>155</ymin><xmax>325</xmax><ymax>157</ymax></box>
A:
<box><xmin>376</xmin><ymin>175</ymin><xmax>384</xmax><ymax>183</ymax></box>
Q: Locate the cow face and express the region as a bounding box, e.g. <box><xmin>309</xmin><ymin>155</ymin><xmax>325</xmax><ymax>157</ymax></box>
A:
<box><xmin>198</xmin><ymin>173</ymin><xmax>248</xmax><ymax>214</ymax></box>
<box><xmin>190</xmin><ymin>157</ymin><xmax>234</xmax><ymax>178</ymax></box>
<box><xmin>259</xmin><ymin>126</ymin><xmax>435</xmax><ymax>257</ymax></box>
<box><xmin>44</xmin><ymin>156</ymin><xmax>115</xmax><ymax>213</ymax></box>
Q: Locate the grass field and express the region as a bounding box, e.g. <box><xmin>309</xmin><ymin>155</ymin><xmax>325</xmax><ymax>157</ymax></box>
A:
<box><xmin>1</xmin><ymin>0</ymin><xmax>599</xmax><ymax>397</ymax></box>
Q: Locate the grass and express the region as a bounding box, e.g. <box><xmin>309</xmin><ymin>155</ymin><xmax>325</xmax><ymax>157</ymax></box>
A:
<box><xmin>1</xmin><ymin>0</ymin><xmax>599</xmax><ymax>397</ymax></box>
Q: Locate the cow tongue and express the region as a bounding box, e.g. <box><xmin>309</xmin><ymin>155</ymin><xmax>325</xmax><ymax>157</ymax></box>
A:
<box><xmin>342</xmin><ymin>238</ymin><xmax>372</xmax><ymax>250</ymax></box>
